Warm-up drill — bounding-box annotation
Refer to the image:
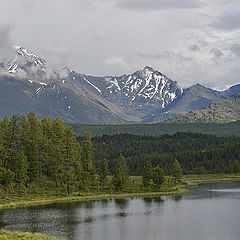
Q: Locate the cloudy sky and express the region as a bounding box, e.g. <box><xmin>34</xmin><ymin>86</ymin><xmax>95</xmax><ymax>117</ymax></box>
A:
<box><xmin>0</xmin><ymin>0</ymin><xmax>240</xmax><ymax>89</ymax></box>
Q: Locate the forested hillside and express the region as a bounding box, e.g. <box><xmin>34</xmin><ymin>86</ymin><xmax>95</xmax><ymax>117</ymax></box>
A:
<box><xmin>90</xmin><ymin>133</ymin><xmax>240</xmax><ymax>175</ymax></box>
<box><xmin>70</xmin><ymin>121</ymin><xmax>240</xmax><ymax>137</ymax></box>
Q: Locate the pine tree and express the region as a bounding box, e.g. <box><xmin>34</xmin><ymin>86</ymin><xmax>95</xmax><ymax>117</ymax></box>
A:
<box><xmin>172</xmin><ymin>159</ymin><xmax>182</xmax><ymax>185</ymax></box>
<box><xmin>112</xmin><ymin>154</ymin><xmax>128</xmax><ymax>191</ymax></box>
<box><xmin>152</xmin><ymin>165</ymin><xmax>165</xmax><ymax>191</ymax></box>
<box><xmin>142</xmin><ymin>161</ymin><xmax>153</xmax><ymax>190</ymax></box>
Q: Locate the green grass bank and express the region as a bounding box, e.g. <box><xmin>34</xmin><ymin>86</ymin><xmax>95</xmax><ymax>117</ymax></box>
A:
<box><xmin>1</xmin><ymin>173</ymin><xmax>240</xmax><ymax>240</ymax></box>
<box><xmin>0</xmin><ymin>229</ymin><xmax>66</xmax><ymax>240</ymax></box>
<box><xmin>0</xmin><ymin>174</ymin><xmax>240</xmax><ymax>210</ymax></box>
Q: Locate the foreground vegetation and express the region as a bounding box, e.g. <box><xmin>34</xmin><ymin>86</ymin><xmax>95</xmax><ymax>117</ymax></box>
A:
<box><xmin>0</xmin><ymin>173</ymin><xmax>240</xmax><ymax>210</ymax></box>
<box><xmin>0</xmin><ymin>229</ymin><xmax>66</xmax><ymax>240</ymax></box>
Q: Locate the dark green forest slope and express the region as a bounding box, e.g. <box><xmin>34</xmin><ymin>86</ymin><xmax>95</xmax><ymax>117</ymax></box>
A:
<box><xmin>70</xmin><ymin>121</ymin><xmax>240</xmax><ymax>137</ymax></box>
<box><xmin>89</xmin><ymin>133</ymin><xmax>240</xmax><ymax>175</ymax></box>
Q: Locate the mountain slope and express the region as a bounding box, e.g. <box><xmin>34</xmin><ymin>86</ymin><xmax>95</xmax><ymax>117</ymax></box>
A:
<box><xmin>0</xmin><ymin>75</ymin><xmax>126</xmax><ymax>124</ymax></box>
<box><xmin>65</xmin><ymin>66</ymin><xmax>183</xmax><ymax>119</ymax></box>
<box><xmin>142</xmin><ymin>83</ymin><xmax>226</xmax><ymax>123</ymax></box>
<box><xmin>166</xmin><ymin>91</ymin><xmax>240</xmax><ymax>123</ymax></box>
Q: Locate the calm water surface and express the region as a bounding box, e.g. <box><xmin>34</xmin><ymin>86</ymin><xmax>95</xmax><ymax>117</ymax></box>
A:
<box><xmin>1</xmin><ymin>182</ymin><xmax>240</xmax><ymax>240</ymax></box>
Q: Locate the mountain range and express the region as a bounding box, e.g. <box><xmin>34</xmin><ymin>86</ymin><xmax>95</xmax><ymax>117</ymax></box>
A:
<box><xmin>166</xmin><ymin>91</ymin><xmax>240</xmax><ymax>123</ymax></box>
<box><xmin>0</xmin><ymin>46</ymin><xmax>239</xmax><ymax>124</ymax></box>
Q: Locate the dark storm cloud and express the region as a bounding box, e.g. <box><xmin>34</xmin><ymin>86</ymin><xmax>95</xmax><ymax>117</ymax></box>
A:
<box><xmin>116</xmin><ymin>0</ymin><xmax>202</xmax><ymax>10</ymax></box>
<box><xmin>212</xmin><ymin>10</ymin><xmax>240</xmax><ymax>31</ymax></box>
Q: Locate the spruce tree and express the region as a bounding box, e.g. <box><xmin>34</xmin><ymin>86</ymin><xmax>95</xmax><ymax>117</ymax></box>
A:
<box><xmin>172</xmin><ymin>159</ymin><xmax>182</xmax><ymax>186</ymax></box>
<box><xmin>62</xmin><ymin>126</ymin><xmax>80</xmax><ymax>195</ymax></box>
<box><xmin>50</xmin><ymin>118</ymin><xmax>66</xmax><ymax>186</ymax></box>
<box><xmin>2</xmin><ymin>115</ymin><xmax>21</xmax><ymax>170</ymax></box>
<box><xmin>152</xmin><ymin>165</ymin><xmax>165</xmax><ymax>191</ymax></box>
<box><xmin>142</xmin><ymin>161</ymin><xmax>153</xmax><ymax>190</ymax></box>
<box><xmin>112</xmin><ymin>154</ymin><xmax>128</xmax><ymax>191</ymax></box>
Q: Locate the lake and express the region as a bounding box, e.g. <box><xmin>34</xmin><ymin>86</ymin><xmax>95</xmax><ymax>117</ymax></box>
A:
<box><xmin>1</xmin><ymin>182</ymin><xmax>240</xmax><ymax>240</ymax></box>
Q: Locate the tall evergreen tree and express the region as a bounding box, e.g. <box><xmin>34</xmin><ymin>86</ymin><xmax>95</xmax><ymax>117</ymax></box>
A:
<box><xmin>142</xmin><ymin>161</ymin><xmax>153</xmax><ymax>190</ymax></box>
<box><xmin>50</xmin><ymin>118</ymin><xmax>66</xmax><ymax>186</ymax></box>
<box><xmin>62</xmin><ymin>126</ymin><xmax>80</xmax><ymax>195</ymax></box>
<box><xmin>14</xmin><ymin>153</ymin><xmax>29</xmax><ymax>185</ymax></box>
<box><xmin>112</xmin><ymin>154</ymin><xmax>128</xmax><ymax>191</ymax></box>
<box><xmin>25</xmin><ymin>141</ymin><xmax>39</xmax><ymax>183</ymax></box>
<box><xmin>2</xmin><ymin>115</ymin><xmax>21</xmax><ymax>170</ymax></box>
<box><xmin>81</xmin><ymin>131</ymin><xmax>94</xmax><ymax>172</ymax></box>
<box><xmin>172</xmin><ymin>159</ymin><xmax>182</xmax><ymax>185</ymax></box>
<box><xmin>152</xmin><ymin>165</ymin><xmax>165</xmax><ymax>191</ymax></box>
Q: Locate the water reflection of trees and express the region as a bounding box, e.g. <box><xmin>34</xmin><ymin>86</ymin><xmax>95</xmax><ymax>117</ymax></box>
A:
<box><xmin>100</xmin><ymin>199</ymin><xmax>109</xmax><ymax>208</ymax></box>
<box><xmin>114</xmin><ymin>198</ymin><xmax>129</xmax><ymax>210</ymax></box>
<box><xmin>172</xmin><ymin>195</ymin><xmax>183</xmax><ymax>202</ymax></box>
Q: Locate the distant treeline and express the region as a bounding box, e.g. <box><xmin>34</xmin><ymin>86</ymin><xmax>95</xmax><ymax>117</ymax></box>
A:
<box><xmin>88</xmin><ymin>133</ymin><xmax>240</xmax><ymax>175</ymax></box>
<box><xmin>70</xmin><ymin>121</ymin><xmax>240</xmax><ymax>137</ymax></box>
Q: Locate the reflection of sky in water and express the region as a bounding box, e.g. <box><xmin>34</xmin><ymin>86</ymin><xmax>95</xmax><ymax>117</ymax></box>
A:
<box><xmin>0</xmin><ymin>182</ymin><xmax>240</xmax><ymax>240</ymax></box>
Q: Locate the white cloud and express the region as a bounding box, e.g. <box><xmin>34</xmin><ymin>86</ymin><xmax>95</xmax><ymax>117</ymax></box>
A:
<box><xmin>0</xmin><ymin>24</ymin><xmax>14</xmax><ymax>58</ymax></box>
<box><xmin>115</xmin><ymin>0</ymin><xmax>202</xmax><ymax>10</ymax></box>
<box><xmin>212</xmin><ymin>10</ymin><xmax>240</xmax><ymax>31</ymax></box>
<box><xmin>104</xmin><ymin>56</ymin><xmax>129</xmax><ymax>74</ymax></box>
<box><xmin>42</xmin><ymin>44</ymin><xmax>70</xmax><ymax>68</ymax></box>
<box><xmin>0</xmin><ymin>0</ymin><xmax>240</xmax><ymax>89</ymax></box>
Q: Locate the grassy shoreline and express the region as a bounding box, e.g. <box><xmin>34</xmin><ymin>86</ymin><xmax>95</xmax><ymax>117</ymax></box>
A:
<box><xmin>0</xmin><ymin>174</ymin><xmax>240</xmax><ymax>210</ymax></box>
<box><xmin>1</xmin><ymin>174</ymin><xmax>240</xmax><ymax>240</ymax></box>
<box><xmin>0</xmin><ymin>229</ymin><xmax>67</xmax><ymax>240</ymax></box>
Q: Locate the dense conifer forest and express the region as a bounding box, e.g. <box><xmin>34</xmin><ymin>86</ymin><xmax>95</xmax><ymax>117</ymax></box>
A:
<box><xmin>90</xmin><ymin>133</ymin><xmax>240</xmax><ymax>175</ymax></box>
<box><xmin>0</xmin><ymin>113</ymin><xmax>100</xmax><ymax>195</ymax></box>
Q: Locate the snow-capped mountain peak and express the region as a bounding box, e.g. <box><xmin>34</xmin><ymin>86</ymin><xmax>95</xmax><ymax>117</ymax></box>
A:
<box><xmin>16</xmin><ymin>47</ymin><xmax>46</xmax><ymax>70</ymax></box>
<box><xmin>0</xmin><ymin>46</ymin><xmax>46</xmax><ymax>75</ymax></box>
